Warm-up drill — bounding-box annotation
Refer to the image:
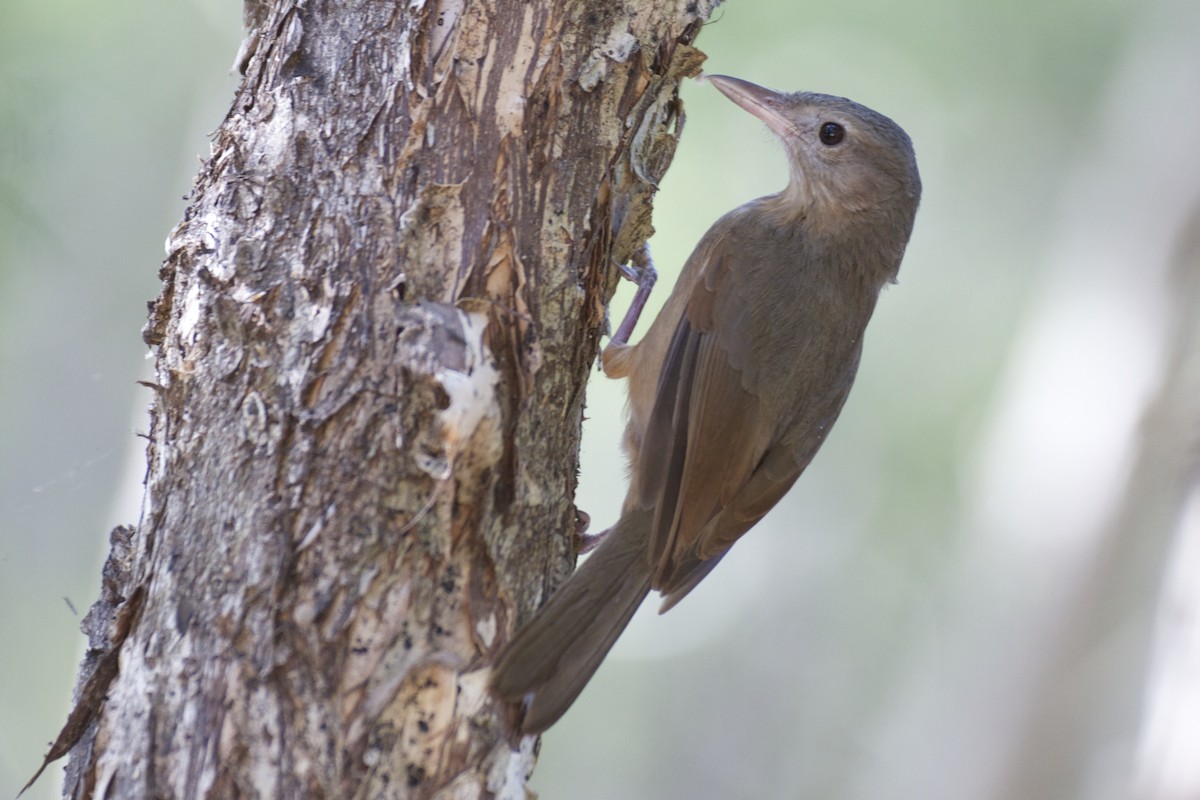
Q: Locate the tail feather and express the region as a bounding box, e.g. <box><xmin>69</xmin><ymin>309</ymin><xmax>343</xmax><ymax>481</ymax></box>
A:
<box><xmin>491</xmin><ymin>511</ymin><xmax>653</xmax><ymax>734</ymax></box>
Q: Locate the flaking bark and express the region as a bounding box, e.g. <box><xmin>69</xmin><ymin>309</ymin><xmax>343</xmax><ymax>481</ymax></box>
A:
<box><xmin>36</xmin><ymin>1</ymin><xmax>713</xmax><ymax>797</ymax></box>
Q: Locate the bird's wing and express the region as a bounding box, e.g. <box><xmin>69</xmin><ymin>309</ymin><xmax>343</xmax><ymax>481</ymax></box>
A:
<box><xmin>636</xmin><ymin>243</ymin><xmax>804</xmax><ymax>600</ymax></box>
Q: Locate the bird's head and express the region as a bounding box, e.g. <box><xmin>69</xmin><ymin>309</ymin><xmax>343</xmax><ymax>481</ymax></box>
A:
<box><xmin>705</xmin><ymin>74</ymin><xmax>921</xmax><ymax>231</ymax></box>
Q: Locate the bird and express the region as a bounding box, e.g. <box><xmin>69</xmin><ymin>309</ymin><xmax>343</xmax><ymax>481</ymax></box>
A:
<box><xmin>491</xmin><ymin>74</ymin><xmax>922</xmax><ymax>734</ymax></box>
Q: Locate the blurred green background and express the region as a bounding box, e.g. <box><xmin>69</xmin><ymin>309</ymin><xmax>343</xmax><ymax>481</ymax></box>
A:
<box><xmin>3</xmin><ymin>0</ymin><xmax>1198</xmax><ymax>798</ymax></box>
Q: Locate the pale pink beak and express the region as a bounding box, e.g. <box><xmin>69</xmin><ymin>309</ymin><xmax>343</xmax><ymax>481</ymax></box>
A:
<box><xmin>705</xmin><ymin>74</ymin><xmax>797</xmax><ymax>139</ymax></box>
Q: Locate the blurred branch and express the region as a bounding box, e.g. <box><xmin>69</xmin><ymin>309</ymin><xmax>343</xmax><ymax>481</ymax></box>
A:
<box><xmin>1130</xmin><ymin>197</ymin><xmax>1200</xmax><ymax>800</ymax></box>
<box><xmin>990</xmin><ymin>196</ymin><xmax>1200</xmax><ymax>799</ymax></box>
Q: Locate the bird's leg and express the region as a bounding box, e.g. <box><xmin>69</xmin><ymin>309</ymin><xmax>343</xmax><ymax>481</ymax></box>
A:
<box><xmin>577</xmin><ymin>246</ymin><xmax>657</xmax><ymax>556</ymax></box>
<box><xmin>577</xmin><ymin>528</ymin><xmax>609</xmax><ymax>555</ymax></box>
<box><xmin>571</xmin><ymin>509</ymin><xmax>610</xmax><ymax>556</ymax></box>
<box><xmin>599</xmin><ymin>243</ymin><xmax>657</xmax><ymax>380</ymax></box>
<box><xmin>609</xmin><ymin>242</ymin><xmax>657</xmax><ymax>347</ymax></box>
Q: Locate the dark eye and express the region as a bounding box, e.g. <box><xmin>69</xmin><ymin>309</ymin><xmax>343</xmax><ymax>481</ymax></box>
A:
<box><xmin>819</xmin><ymin>122</ymin><xmax>845</xmax><ymax>146</ymax></box>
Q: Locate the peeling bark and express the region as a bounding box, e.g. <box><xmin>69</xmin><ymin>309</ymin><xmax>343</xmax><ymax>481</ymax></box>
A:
<box><xmin>42</xmin><ymin>1</ymin><xmax>713</xmax><ymax>797</ymax></box>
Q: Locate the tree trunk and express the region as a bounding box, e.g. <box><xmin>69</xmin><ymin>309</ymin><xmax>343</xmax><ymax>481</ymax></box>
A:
<box><xmin>40</xmin><ymin>1</ymin><xmax>712</xmax><ymax>796</ymax></box>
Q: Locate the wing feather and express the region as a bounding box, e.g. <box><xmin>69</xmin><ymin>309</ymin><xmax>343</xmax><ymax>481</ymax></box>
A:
<box><xmin>636</xmin><ymin>244</ymin><xmax>799</xmax><ymax>595</ymax></box>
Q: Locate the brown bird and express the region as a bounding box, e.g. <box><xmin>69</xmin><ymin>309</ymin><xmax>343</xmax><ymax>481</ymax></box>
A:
<box><xmin>491</xmin><ymin>74</ymin><xmax>922</xmax><ymax>734</ymax></box>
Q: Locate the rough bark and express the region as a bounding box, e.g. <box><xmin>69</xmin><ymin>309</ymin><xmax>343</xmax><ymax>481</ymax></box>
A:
<box><xmin>37</xmin><ymin>0</ymin><xmax>712</xmax><ymax>797</ymax></box>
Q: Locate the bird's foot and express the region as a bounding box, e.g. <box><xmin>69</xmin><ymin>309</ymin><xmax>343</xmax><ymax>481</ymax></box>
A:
<box><xmin>572</xmin><ymin>508</ymin><xmax>610</xmax><ymax>555</ymax></box>
<box><xmin>609</xmin><ymin>243</ymin><xmax>657</xmax><ymax>348</ymax></box>
<box><xmin>576</xmin><ymin>528</ymin><xmax>609</xmax><ymax>555</ymax></box>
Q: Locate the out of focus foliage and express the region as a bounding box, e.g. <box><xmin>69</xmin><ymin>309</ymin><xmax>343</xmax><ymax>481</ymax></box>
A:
<box><xmin>0</xmin><ymin>3</ymin><xmax>236</xmax><ymax>797</ymax></box>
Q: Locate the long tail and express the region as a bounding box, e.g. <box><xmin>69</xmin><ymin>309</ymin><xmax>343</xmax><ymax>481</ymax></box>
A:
<box><xmin>491</xmin><ymin>510</ymin><xmax>654</xmax><ymax>734</ymax></box>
